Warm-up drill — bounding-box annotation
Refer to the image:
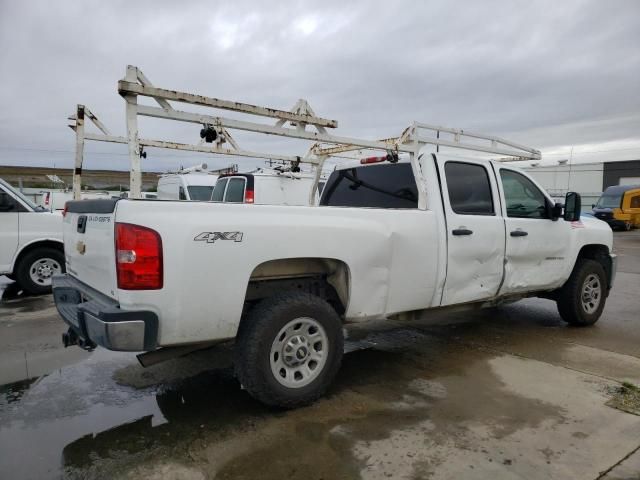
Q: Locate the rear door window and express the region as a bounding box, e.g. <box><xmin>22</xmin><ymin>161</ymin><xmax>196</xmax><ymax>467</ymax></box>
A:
<box><xmin>224</xmin><ymin>178</ymin><xmax>246</xmax><ymax>203</ymax></box>
<box><xmin>444</xmin><ymin>162</ymin><xmax>494</xmax><ymax>215</ymax></box>
<box><xmin>320</xmin><ymin>163</ymin><xmax>418</xmax><ymax>208</ymax></box>
<box><xmin>211</xmin><ymin>179</ymin><xmax>228</xmax><ymax>201</ymax></box>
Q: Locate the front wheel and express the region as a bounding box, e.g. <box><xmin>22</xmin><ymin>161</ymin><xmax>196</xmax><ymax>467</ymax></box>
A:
<box><xmin>234</xmin><ymin>292</ymin><xmax>344</xmax><ymax>408</ymax></box>
<box><xmin>15</xmin><ymin>247</ymin><xmax>65</xmax><ymax>295</ymax></box>
<box><xmin>556</xmin><ymin>259</ymin><xmax>607</xmax><ymax>326</ymax></box>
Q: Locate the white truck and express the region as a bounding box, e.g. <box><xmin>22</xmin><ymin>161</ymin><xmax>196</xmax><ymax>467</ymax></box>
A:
<box><xmin>53</xmin><ymin>153</ymin><xmax>616</xmax><ymax>407</ymax></box>
<box><xmin>156</xmin><ymin>165</ymin><xmax>219</xmax><ymax>201</ymax></box>
<box><xmin>212</xmin><ymin>168</ymin><xmax>319</xmax><ymax>205</ymax></box>
<box><xmin>0</xmin><ymin>178</ymin><xmax>65</xmax><ymax>294</ymax></box>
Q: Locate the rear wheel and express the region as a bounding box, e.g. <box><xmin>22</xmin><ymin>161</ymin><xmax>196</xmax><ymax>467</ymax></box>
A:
<box><xmin>234</xmin><ymin>292</ymin><xmax>343</xmax><ymax>408</ymax></box>
<box><xmin>556</xmin><ymin>259</ymin><xmax>607</xmax><ymax>326</ymax></box>
<box><xmin>15</xmin><ymin>247</ymin><xmax>64</xmax><ymax>295</ymax></box>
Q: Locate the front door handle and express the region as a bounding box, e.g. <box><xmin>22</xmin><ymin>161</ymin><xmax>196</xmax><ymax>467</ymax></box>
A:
<box><xmin>452</xmin><ymin>228</ymin><xmax>473</xmax><ymax>236</ymax></box>
<box><xmin>510</xmin><ymin>230</ymin><xmax>528</xmax><ymax>237</ymax></box>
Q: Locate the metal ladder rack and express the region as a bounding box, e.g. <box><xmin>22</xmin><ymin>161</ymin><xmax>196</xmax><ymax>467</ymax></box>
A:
<box><xmin>69</xmin><ymin>65</ymin><xmax>541</xmax><ymax>201</ymax></box>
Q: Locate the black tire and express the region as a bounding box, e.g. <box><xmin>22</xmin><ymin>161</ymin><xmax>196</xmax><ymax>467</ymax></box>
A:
<box><xmin>234</xmin><ymin>292</ymin><xmax>344</xmax><ymax>408</ymax></box>
<box><xmin>14</xmin><ymin>247</ymin><xmax>65</xmax><ymax>295</ymax></box>
<box><xmin>556</xmin><ymin>259</ymin><xmax>607</xmax><ymax>326</ymax></box>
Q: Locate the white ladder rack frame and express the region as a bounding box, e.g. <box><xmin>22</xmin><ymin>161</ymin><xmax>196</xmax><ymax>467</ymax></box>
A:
<box><xmin>69</xmin><ymin>65</ymin><xmax>541</xmax><ymax>201</ymax></box>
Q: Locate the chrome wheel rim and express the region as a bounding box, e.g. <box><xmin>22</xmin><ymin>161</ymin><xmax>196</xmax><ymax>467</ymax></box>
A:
<box><xmin>581</xmin><ymin>273</ymin><xmax>601</xmax><ymax>314</ymax></box>
<box><xmin>29</xmin><ymin>257</ymin><xmax>62</xmax><ymax>286</ymax></box>
<box><xmin>270</xmin><ymin>317</ymin><xmax>328</xmax><ymax>388</ymax></box>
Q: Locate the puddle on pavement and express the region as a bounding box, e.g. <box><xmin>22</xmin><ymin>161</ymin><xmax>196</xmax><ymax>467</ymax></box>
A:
<box><xmin>0</xmin><ymin>308</ymin><xmax>571</xmax><ymax>479</ymax></box>
<box><xmin>0</xmin><ymin>279</ymin><xmax>51</xmax><ymax>314</ymax></box>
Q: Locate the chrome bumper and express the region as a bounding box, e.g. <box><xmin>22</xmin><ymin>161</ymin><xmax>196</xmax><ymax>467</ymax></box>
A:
<box><xmin>52</xmin><ymin>274</ymin><xmax>158</xmax><ymax>352</ymax></box>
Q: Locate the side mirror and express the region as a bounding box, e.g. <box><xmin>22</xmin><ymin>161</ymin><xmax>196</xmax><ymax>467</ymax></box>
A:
<box><xmin>564</xmin><ymin>192</ymin><xmax>581</xmax><ymax>221</ymax></box>
<box><xmin>591</xmin><ymin>204</ymin><xmax>596</xmax><ymax>209</ymax></box>
<box><xmin>551</xmin><ymin>203</ymin><xmax>563</xmax><ymax>220</ymax></box>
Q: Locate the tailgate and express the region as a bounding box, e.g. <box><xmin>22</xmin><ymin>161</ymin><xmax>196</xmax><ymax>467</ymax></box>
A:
<box><xmin>63</xmin><ymin>199</ymin><xmax>119</xmax><ymax>299</ymax></box>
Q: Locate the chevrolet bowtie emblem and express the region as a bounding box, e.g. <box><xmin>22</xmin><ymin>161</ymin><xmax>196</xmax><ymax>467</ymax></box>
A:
<box><xmin>76</xmin><ymin>241</ymin><xmax>86</xmax><ymax>255</ymax></box>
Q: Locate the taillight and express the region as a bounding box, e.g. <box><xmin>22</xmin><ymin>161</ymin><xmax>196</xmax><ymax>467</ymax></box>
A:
<box><xmin>45</xmin><ymin>192</ymin><xmax>50</xmax><ymax>205</ymax></box>
<box><xmin>62</xmin><ymin>202</ymin><xmax>68</xmax><ymax>217</ymax></box>
<box><xmin>244</xmin><ymin>188</ymin><xmax>255</xmax><ymax>204</ymax></box>
<box><xmin>115</xmin><ymin>223</ymin><xmax>163</xmax><ymax>290</ymax></box>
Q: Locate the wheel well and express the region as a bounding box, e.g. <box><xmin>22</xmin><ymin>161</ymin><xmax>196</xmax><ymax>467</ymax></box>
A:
<box><xmin>13</xmin><ymin>240</ymin><xmax>64</xmax><ymax>274</ymax></box>
<box><xmin>244</xmin><ymin>258</ymin><xmax>350</xmax><ymax>316</ymax></box>
<box><xmin>576</xmin><ymin>244</ymin><xmax>612</xmax><ymax>287</ymax></box>
<box><xmin>578</xmin><ymin>244</ymin><xmax>609</xmax><ymax>260</ymax></box>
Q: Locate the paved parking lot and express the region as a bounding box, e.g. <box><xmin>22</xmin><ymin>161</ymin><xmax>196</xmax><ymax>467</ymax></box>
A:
<box><xmin>1</xmin><ymin>231</ymin><xmax>639</xmax><ymax>480</ymax></box>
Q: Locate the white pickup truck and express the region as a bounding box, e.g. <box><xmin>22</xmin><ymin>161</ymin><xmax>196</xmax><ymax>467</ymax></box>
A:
<box><xmin>1</xmin><ymin>178</ymin><xmax>65</xmax><ymax>294</ymax></box>
<box><xmin>53</xmin><ymin>154</ymin><xmax>616</xmax><ymax>407</ymax></box>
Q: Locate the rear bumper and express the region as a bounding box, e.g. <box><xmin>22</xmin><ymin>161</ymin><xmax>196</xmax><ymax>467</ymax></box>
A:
<box><xmin>52</xmin><ymin>274</ymin><xmax>158</xmax><ymax>351</ymax></box>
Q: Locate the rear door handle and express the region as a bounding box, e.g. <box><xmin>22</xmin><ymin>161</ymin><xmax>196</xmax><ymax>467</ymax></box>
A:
<box><xmin>452</xmin><ymin>228</ymin><xmax>473</xmax><ymax>236</ymax></box>
<box><xmin>510</xmin><ymin>230</ymin><xmax>528</xmax><ymax>237</ymax></box>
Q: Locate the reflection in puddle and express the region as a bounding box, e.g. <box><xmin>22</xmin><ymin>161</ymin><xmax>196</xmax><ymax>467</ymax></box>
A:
<box><xmin>0</xmin><ymin>278</ymin><xmax>22</xmax><ymax>302</ymax></box>
<box><xmin>0</xmin><ymin>377</ymin><xmax>39</xmax><ymax>405</ymax></box>
<box><xmin>0</xmin><ymin>347</ymin><xmax>267</xmax><ymax>479</ymax></box>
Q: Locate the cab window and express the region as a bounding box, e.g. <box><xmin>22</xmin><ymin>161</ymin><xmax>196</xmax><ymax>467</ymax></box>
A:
<box><xmin>444</xmin><ymin>162</ymin><xmax>494</xmax><ymax>215</ymax></box>
<box><xmin>500</xmin><ymin>170</ymin><xmax>549</xmax><ymax>219</ymax></box>
<box><xmin>320</xmin><ymin>163</ymin><xmax>418</xmax><ymax>209</ymax></box>
<box><xmin>0</xmin><ymin>191</ymin><xmax>26</xmax><ymax>212</ymax></box>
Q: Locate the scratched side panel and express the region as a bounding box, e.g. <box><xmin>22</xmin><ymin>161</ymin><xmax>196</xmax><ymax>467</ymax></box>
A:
<box><xmin>114</xmin><ymin>201</ymin><xmax>440</xmax><ymax>346</ymax></box>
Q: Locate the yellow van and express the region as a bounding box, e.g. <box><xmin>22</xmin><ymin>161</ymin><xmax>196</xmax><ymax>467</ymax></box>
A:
<box><xmin>592</xmin><ymin>185</ymin><xmax>640</xmax><ymax>230</ymax></box>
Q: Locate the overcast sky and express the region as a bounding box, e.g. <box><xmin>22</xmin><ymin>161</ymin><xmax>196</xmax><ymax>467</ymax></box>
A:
<box><xmin>1</xmin><ymin>0</ymin><xmax>639</xmax><ymax>173</ymax></box>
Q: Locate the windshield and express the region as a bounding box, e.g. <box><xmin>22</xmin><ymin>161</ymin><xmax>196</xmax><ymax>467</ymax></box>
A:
<box><xmin>0</xmin><ymin>178</ymin><xmax>43</xmax><ymax>211</ymax></box>
<box><xmin>595</xmin><ymin>194</ymin><xmax>621</xmax><ymax>209</ymax></box>
<box><xmin>187</xmin><ymin>185</ymin><xmax>214</xmax><ymax>201</ymax></box>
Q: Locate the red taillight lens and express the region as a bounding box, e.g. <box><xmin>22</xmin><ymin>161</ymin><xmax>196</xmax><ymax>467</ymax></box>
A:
<box><xmin>244</xmin><ymin>189</ymin><xmax>255</xmax><ymax>204</ymax></box>
<box><xmin>115</xmin><ymin>223</ymin><xmax>163</xmax><ymax>290</ymax></box>
<box><xmin>62</xmin><ymin>203</ymin><xmax>68</xmax><ymax>217</ymax></box>
<box><xmin>45</xmin><ymin>192</ymin><xmax>50</xmax><ymax>205</ymax></box>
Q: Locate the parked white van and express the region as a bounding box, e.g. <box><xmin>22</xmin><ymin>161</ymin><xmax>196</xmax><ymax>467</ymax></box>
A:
<box><xmin>211</xmin><ymin>168</ymin><xmax>318</xmax><ymax>205</ymax></box>
<box><xmin>0</xmin><ymin>178</ymin><xmax>64</xmax><ymax>294</ymax></box>
<box><xmin>157</xmin><ymin>166</ymin><xmax>219</xmax><ymax>201</ymax></box>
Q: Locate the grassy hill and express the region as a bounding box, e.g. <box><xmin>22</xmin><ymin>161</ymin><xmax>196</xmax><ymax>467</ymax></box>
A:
<box><xmin>0</xmin><ymin>166</ymin><xmax>161</xmax><ymax>191</ymax></box>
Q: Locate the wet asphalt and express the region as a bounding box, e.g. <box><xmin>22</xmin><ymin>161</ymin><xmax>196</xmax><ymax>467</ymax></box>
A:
<box><xmin>1</xmin><ymin>230</ymin><xmax>640</xmax><ymax>480</ymax></box>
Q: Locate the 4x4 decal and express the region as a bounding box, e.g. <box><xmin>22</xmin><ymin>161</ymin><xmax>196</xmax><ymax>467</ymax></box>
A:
<box><xmin>194</xmin><ymin>232</ymin><xmax>244</xmax><ymax>243</ymax></box>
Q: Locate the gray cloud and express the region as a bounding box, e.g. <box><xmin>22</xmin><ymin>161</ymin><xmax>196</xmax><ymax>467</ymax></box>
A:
<box><xmin>0</xmin><ymin>0</ymin><xmax>639</xmax><ymax>172</ymax></box>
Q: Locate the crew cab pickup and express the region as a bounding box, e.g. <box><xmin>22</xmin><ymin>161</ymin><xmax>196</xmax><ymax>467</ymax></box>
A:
<box><xmin>53</xmin><ymin>154</ymin><xmax>616</xmax><ymax>407</ymax></box>
<box><xmin>0</xmin><ymin>178</ymin><xmax>65</xmax><ymax>294</ymax></box>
